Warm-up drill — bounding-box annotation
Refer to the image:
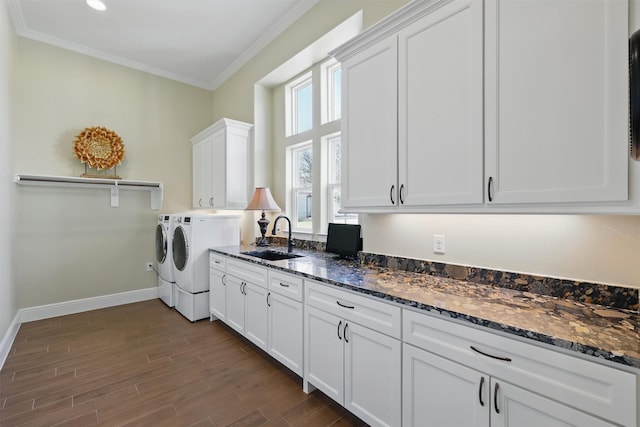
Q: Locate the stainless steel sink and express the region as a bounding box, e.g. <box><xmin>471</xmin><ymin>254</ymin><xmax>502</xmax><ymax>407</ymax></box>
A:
<box><xmin>241</xmin><ymin>250</ymin><xmax>303</xmax><ymax>261</ymax></box>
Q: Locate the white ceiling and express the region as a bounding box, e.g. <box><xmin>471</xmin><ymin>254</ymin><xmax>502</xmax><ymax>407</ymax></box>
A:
<box><xmin>7</xmin><ymin>0</ymin><xmax>321</xmax><ymax>90</ymax></box>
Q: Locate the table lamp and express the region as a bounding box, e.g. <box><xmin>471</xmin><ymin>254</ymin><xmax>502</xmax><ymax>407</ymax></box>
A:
<box><xmin>246</xmin><ymin>187</ymin><xmax>281</xmax><ymax>246</ymax></box>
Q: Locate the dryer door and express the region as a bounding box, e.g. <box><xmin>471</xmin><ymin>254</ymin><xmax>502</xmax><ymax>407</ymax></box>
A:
<box><xmin>172</xmin><ymin>226</ymin><xmax>189</xmax><ymax>272</ymax></box>
<box><xmin>155</xmin><ymin>224</ymin><xmax>167</xmax><ymax>264</ymax></box>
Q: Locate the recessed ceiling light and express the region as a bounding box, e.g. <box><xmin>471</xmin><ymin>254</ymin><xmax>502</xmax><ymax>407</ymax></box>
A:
<box><xmin>86</xmin><ymin>0</ymin><xmax>106</xmax><ymax>11</ymax></box>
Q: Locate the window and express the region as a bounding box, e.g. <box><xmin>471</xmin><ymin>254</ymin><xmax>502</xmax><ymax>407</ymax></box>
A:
<box><xmin>326</xmin><ymin>135</ymin><xmax>357</xmax><ymax>225</ymax></box>
<box><xmin>292</xmin><ymin>142</ymin><xmax>313</xmax><ymax>230</ymax></box>
<box><xmin>286</xmin><ymin>73</ymin><xmax>312</xmax><ymax>136</ymax></box>
<box><xmin>283</xmin><ymin>59</ymin><xmax>356</xmax><ymax>236</ymax></box>
<box><xmin>322</xmin><ymin>59</ymin><xmax>342</xmax><ymax>124</ymax></box>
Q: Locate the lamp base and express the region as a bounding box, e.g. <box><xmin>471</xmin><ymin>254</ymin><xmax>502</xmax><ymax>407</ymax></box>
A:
<box><xmin>256</xmin><ymin>211</ymin><xmax>270</xmax><ymax>246</ymax></box>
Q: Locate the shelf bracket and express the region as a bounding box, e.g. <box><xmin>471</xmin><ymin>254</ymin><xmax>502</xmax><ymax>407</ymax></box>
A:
<box><xmin>110</xmin><ymin>185</ymin><xmax>120</xmax><ymax>208</ymax></box>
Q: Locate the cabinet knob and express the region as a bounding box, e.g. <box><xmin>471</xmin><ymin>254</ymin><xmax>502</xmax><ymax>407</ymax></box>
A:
<box><xmin>479</xmin><ymin>376</ymin><xmax>485</xmax><ymax>407</ymax></box>
<box><xmin>390</xmin><ymin>185</ymin><xmax>395</xmax><ymax>205</ymax></box>
<box><xmin>494</xmin><ymin>382</ymin><xmax>500</xmax><ymax>414</ymax></box>
<box><xmin>399</xmin><ymin>184</ymin><xmax>405</xmax><ymax>205</ymax></box>
<box><xmin>199</xmin><ymin>198</ymin><xmax>203</xmax><ymax>207</ymax></box>
<box><xmin>209</xmin><ymin>197</ymin><xmax>214</xmax><ymax>206</ymax></box>
<box><xmin>337</xmin><ymin>320</ymin><xmax>342</xmax><ymax>340</ymax></box>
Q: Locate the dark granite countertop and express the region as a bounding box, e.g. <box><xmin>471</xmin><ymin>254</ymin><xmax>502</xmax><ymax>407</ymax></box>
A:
<box><xmin>210</xmin><ymin>245</ymin><xmax>640</xmax><ymax>369</ymax></box>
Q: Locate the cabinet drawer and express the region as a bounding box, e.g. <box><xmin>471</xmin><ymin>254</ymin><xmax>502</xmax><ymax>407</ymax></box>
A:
<box><xmin>209</xmin><ymin>252</ymin><xmax>227</xmax><ymax>271</ymax></box>
<box><xmin>268</xmin><ymin>270</ymin><xmax>303</xmax><ymax>302</ymax></box>
<box><xmin>305</xmin><ymin>279</ymin><xmax>401</xmax><ymax>339</ymax></box>
<box><xmin>403</xmin><ymin>309</ymin><xmax>637</xmax><ymax>427</ymax></box>
<box><xmin>227</xmin><ymin>258</ymin><xmax>267</xmax><ymax>288</ymax></box>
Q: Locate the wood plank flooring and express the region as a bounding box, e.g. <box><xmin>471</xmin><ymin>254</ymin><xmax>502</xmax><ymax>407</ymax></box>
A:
<box><xmin>0</xmin><ymin>300</ymin><xmax>367</xmax><ymax>426</ymax></box>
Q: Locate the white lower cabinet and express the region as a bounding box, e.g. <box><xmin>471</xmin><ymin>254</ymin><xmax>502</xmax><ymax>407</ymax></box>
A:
<box><xmin>267</xmin><ymin>270</ymin><xmax>303</xmax><ymax>376</ymax></box>
<box><xmin>402</xmin><ymin>309</ymin><xmax>637</xmax><ymax>427</ymax></box>
<box><xmin>209</xmin><ymin>267</ymin><xmax>226</xmax><ymax>321</ymax></box>
<box><xmin>403</xmin><ymin>343</ymin><xmax>616</xmax><ymax>427</ymax></box>
<box><xmin>211</xmin><ymin>255</ymin><xmax>637</xmax><ymax>427</ymax></box>
<box><xmin>224</xmin><ymin>274</ymin><xmax>246</xmax><ymax>335</ymax></box>
<box><xmin>244</xmin><ymin>281</ymin><xmax>268</xmax><ymax>350</ymax></box>
<box><xmin>223</xmin><ymin>259</ymin><xmax>269</xmax><ymax>352</ymax></box>
<box><xmin>403</xmin><ymin>343</ymin><xmax>487</xmax><ymax>427</ymax></box>
<box><xmin>304</xmin><ymin>280</ymin><xmax>401</xmax><ymax>427</ymax></box>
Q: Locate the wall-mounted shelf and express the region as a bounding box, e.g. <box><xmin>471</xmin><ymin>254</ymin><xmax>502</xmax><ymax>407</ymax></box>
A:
<box><xmin>14</xmin><ymin>174</ymin><xmax>163</xmax><ymax>210</ymax></box>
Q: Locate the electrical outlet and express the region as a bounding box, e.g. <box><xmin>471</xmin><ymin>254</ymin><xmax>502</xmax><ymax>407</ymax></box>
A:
<box><xmin>146</xmin><ymin>262</ymin><xmax>153</xmax><ymax>272</ymax></box>
<box><xmin>433</xmin><ymin>234</ymin><xmax>446</xmax><ymax>254</ymax></box>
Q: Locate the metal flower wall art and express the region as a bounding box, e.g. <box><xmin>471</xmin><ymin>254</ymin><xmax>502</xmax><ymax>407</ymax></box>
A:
<box><xmin>73</xmin><ymin>126</ymin><xmax>125</xmax><ymax>178</ymax></box>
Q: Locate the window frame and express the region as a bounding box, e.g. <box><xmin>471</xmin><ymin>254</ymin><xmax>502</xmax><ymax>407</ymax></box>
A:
<box><xmin>282</xmin><ymin>59</ymin><xmax>355</xmax><ymax>237</ymax></box>
<box><xmin>285</xmin><ymin>72</ymin><xmax>313</xmax><ymax>137</ymax></box>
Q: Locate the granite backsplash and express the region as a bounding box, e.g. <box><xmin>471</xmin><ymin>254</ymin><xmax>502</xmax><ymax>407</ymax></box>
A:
<box><xmin>265</xmin><ymin>236</ymin><xmax>639</xmax><ymax>311</ymax></box>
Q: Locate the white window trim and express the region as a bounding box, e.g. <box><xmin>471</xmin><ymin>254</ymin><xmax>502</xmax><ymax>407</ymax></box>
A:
<box><xmin>282</xmin><ymin>59</ymin><xmax>351</xmax><ymax>237</ymax></box>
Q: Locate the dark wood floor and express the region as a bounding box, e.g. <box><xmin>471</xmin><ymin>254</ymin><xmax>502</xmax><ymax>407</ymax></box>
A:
<box><xmin>0</xmin><ymin>299</ymin><xmax>367</xmax><ymax>426</ymax></box>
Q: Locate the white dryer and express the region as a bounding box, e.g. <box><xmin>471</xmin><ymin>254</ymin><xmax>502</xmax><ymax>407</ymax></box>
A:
<box><xmin>172</xmin><ymin>214</ymin><xmax>240</xmax><ymax>321</ymax></box>
<box><xmin>155</xmin><ymin>214</ymin><xmax>177</xmax><ymax>307</ymax></box>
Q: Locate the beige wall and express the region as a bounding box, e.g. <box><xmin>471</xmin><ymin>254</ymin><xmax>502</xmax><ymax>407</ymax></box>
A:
<box><xmin>212</xmin><ymin>0</ymin><xmax>640</xmax><ymax>290</ymax></box>
<box><xmin>1</xmin><ymin>0</ymin><xmax>18</xmax><ymax>338</ymax></box>
<box><xmin>13</xmin><ymin>38</ymin><xmax>213</xmax><ymax>307</ymax></box>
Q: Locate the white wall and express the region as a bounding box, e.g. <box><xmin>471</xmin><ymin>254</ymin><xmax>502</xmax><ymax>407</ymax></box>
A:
<box><xmin>212</xmin><ymin>0</ymin><xmax>640</xmax><ymax>290</ymax></box>
<box><xmin>0</xmin><ymin>0</ymin><xmax>18</xmax><ymax>340</ymax></box>
<box><xmin>13</xmin><ymin>38</ymin><xmax>214</xmax><ymax>308</ymax></box>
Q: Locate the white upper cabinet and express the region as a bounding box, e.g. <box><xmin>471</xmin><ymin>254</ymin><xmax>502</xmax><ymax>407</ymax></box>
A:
<box><xmin>484</xmin><ymin>0</ymin><xmax>629</xmax><ymax>205</ymax></box>
<box><xmin>341</xmin><ymin>36</ymin><xmax>398</xmax><ymax>208</ymax></box>
<box><xmin>338</xmin><ymin>0</ymin><xmax>483</xmax><ymax>209</ymax></box>
<box><xmin>334</xmin><ymin>0</ymin><xmax>631</xmax><ymax>213</ymax></box>
<box><xmin>191</xmin><ymin>118</ymin><xmax>253</xmax><ymax>210</ymax></box>
<box><xmin>398</xmin><ymin>0</ymin><xmax>484</xmax><ymax>206</ymax></box>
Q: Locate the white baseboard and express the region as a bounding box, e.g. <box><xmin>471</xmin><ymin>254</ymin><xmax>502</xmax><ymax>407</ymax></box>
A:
<box><xmin>0</xmin><ymin>287</ymin><xmax>159</xmax><ymax>370</ymax></box>
<box><xmin>0</xmin><ymin>311</ymin><xmax>21</xmax><ymax>371</ymax></box>
<box><xmin>19</xmin><ymin>287</ymin><xmax>159</xmax><ymax>323</ymax></box>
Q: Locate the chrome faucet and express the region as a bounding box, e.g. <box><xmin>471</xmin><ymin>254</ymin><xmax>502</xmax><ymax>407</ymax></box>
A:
<box><xmin>271</xmin><ymin>215</ymin><xmax>294</xmax><ymax>253</ymax></box>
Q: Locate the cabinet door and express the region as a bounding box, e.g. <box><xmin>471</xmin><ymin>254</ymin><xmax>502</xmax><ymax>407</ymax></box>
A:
<box><xmin>304</xmin><ymin>306</ymin><xmax>344</xmax><ymax>404</ymax></box>
<box><xmin>484</xmin><ymin>0</ymin><xmax>629</xmax><ymax>204</ymax></box>
<box><xmin>209</xmin><ymin>269</ymin><xmax>226</xmax><ymax>321</ymax></box>
<box><xmin>192</xmin><ymin>138</ymin><xmax>214</xmax><ymax>208</ymax></box>
<box><xmin>344</xmin><ymin>322</ymin><xmax>401</xmax><ymax>427</ymax></box>
<box><xmin>398</xmin><ymin>0</ymin><xmax>483</xmax><ymax>206</ymax></box>
<box><xmin>224</xmin><ymin>124</ymin><xmax>251</xmax><ymax>209</ymax></box>
<box><xmin>402</xmin><ymin>343</ymin><xmax>487</xmax><ymax>427</ymax></box>
<box><xmin>492</xmin><ymin>380</ymin><xmax>616</xmax><ymax>427</ymax></box>
<box><xmin>267</xmin><ymin>292</ymin><xmax>303</xmax><ymax>376</ymax></box>
<box><xmin>211</xmin><ymin>128</ymin><xmax>226</xmax><ymax>209</ymax></box>
<box><xmin>225</xmin><ymin>275</ymin><xmax>245</xmax><ymax>335</ymax></box>
<box><xmin>244</xmin><ymin>282</ymin><xmax>268</xmax><ymax>352</ymax></box>
<box><xmin>341</xmin><ymin>35</ymin><xmax>398</xmax><ymax>208</ymax></box>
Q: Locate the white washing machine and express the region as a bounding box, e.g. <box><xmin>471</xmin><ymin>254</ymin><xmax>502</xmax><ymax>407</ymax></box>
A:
<box><xmin>172</xmin><ymin>214</ymin><xmax>240</xmax><ymax>321</ymax></box>
<box><xmin>155</xmin><ymin>214</ymin><xmax>177</xmax><ymax>307</ymax></box>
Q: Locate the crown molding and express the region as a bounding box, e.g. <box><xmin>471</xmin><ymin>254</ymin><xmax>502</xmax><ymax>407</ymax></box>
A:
<box><xmin>7</xmin><ymin>0</ymin><xmax>321</xmax><ymax>91</ymax></box>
